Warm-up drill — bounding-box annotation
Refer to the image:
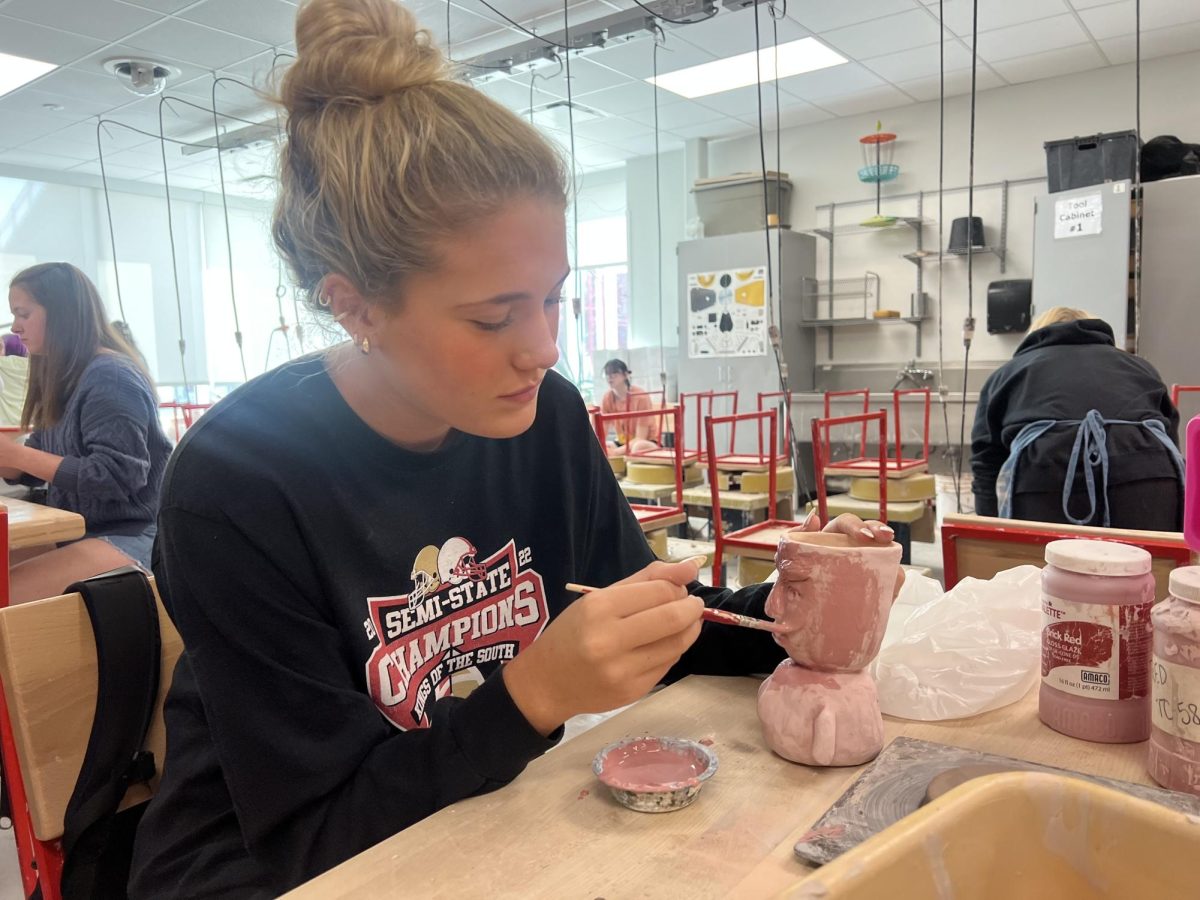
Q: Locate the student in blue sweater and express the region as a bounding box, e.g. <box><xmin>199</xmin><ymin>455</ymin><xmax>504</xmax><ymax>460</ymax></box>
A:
<box><xmin>2</xmin><ymin>262</ymin><xmax>172</xmax><ymax>602</ymax></box>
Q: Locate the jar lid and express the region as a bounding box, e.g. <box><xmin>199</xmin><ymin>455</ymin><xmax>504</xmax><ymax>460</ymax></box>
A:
<box><xmin>1044</xmin><ymin>539</ymin><xmax>1152</xmax><ymax>576</ymax></box>
<box><xmin>1169</xmin><ymin>566</ymin><xmax>1200</xmax><ymax>604</ymax></box>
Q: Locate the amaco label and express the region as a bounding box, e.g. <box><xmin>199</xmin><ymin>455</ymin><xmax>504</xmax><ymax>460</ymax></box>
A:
<box><xmin>1041</xmin><ymin>595</ymin><xmax>1152</xmax><ymax>700</ymax></box>
<box><xmin>1152</xmin><ymin>656</ymin><xmax>1200</xmax><ymax>741</ymax></box>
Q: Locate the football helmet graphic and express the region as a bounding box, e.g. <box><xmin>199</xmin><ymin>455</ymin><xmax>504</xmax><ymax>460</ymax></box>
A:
<box><xmin>437</xmin><ymin>537</ymin><xmax>487</xmax><ymax>585</ymax></box>
<box><xmin>408</xmin><ymin>545</ymin><xmax>441</xmax><ymax>607</ymax></box>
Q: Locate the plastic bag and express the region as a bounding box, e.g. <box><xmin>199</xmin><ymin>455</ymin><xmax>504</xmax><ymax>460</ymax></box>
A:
<box><xmin>869</xmin><ymin>565</ymin><xmax>1043</xmax><ymax>721</ymax></box>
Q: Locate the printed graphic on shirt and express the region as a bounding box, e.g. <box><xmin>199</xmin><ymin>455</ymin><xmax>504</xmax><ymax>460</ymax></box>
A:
<box><xmin>363</xmin><ymin>537</ymin><xmax>548</xmax><ymax>730</ymax></box>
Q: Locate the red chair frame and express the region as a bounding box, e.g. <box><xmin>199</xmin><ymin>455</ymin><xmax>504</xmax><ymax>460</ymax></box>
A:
<box><xmin>0</xmin><ymin>505</ymin><xmax>68</xmax><ymax>897</ymax></box>
<box><xmin>705</xmin><ymin>409</ymin><xmax>806</xmax><ymax>586</ymax></box>
<box><xmin>822</xmin><ymin>390</ymin><xmax>870</xmax><ymax>460</ymax></box>
<box><xmin>1171</xmin><ymin>384</ymin><xmax>1200</xmax><ymax>411</ymax></box>
<box><xmin>892</xmin><ymin>388</ymin><xmax>932</xmax><ymax>469</ymax></box>
<box><xmin>594</xmin><ymin>405</ymin><xmax>685</xmax><ymax>530</ymax></box>
<box><xmin>811</xmin><ymin>410</ymin><xmax>889</xmax><ymax>527</ymax></box>
<box><xmin>160</xmin><ymin>401</ymin><xmax>213</xmax><ymax>442</ymax></box>
<box><xmin>940</xmin><ymin>517</ymin><xmax>1194</xmax><ymax>590</ymax></box>
<box><xmin>756</xmin><ymin>391</ymin><xmax>793</xmax><ymax>463</ymax></box>
<box><xmin>680</xmin><ymin>390</ymin><xmax>738</xmax><ymax>463</ymax></box>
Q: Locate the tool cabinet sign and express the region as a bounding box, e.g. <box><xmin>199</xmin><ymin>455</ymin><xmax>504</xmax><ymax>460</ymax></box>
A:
<box><xmin>1054</xmin><ymin>192</ymin><xmax>1103</xmax><ymax>239</ymax></box>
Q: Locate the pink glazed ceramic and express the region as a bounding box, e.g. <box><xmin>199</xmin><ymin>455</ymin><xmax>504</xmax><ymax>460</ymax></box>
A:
<box><xmin>765</xmin><ymin>531</ymin><xmax>903</xmax><ymax>672</ymax></box>
<box><xmin>757</xmin><ymin>661</ymin><xmax>885</xmax><ymax>766</ymax></box>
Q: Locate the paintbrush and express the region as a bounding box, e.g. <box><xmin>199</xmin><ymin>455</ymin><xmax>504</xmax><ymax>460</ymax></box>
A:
<box><xmin>565</xmin><ymin>583</ymin><xmax>788</xmax><ymax>633</ymax></box>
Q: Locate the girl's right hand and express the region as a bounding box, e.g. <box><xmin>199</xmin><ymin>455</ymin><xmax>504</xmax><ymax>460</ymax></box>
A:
<box><xmin>502</xmin><ymin>579</ymin><xmax>704</xmax><ymax>736</ymax></box>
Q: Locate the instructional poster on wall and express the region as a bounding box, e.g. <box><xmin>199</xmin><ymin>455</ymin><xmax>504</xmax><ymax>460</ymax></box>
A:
<box><xmin>686</xmin><ymin>267</ymin><xmax>768</xmax><ymax>358</ymax></box>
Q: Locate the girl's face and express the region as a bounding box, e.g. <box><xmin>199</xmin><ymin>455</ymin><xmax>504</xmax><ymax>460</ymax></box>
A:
<box><xmin>9</xmin><ymin>286</ymin><xmax>47</xmax><ymax>355</ymax></box>
<box><xmin>606</xmin><ymin>371</ymin><xmax>629</xmax><ymax>395</ymax></box>
<box><xmin>358</xmin><ymin>196</ymin><xmax>568</xmax><ymax>445</ymax></box>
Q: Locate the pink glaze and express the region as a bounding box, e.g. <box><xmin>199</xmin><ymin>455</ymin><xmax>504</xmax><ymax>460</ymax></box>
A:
<box><xmin>1148</xmin><ymin>567</ymin><xmax>1200</xmax><ymax>794</ymax></box>
<box><xmin>596</xmin><ymin>738</ymin><xmax>711</xmax><ymax>791</ymax></box>
<box><xmin>757</xmin><ymin>660</ymin><xmax>885</xmax><ymax>766</ymax></box>
<box><xmin>765</xmin><ymin>531</ymin><xmax>903</xmax><ymax>672</ymax></box>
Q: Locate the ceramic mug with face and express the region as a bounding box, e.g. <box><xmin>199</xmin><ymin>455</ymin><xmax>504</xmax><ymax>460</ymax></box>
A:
<box><xmin>765</xmin><ymin>531</ymin><xmax>903</xmax><ymax>672</ymax></box>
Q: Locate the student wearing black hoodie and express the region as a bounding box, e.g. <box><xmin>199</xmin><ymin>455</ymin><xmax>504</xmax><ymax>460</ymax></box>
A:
<box><xmin>971</xmin><ymin>306</ymin><xmax>1182</xmax><ymax>529</ymax></box>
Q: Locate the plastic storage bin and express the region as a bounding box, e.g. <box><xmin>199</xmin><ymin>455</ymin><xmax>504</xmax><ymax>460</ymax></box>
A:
<box><xmin>786</xmin><ymin>771</ymin><xmax>1198</xmax><ymax>899</ymax></box>
<box><xmin>1045</xmin><ymin>131</ymin><xmax>1139</xmax><ymax>193</ymax></box>
<box><xmin>692</xmin><ymin>172</ymin><xmax>792</xmax><ymax>237</ymax></box>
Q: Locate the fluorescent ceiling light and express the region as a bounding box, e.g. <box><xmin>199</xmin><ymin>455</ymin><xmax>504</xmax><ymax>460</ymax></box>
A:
<box><xmin>0</xmin><ymin>51</ymin><xmax>57</xmax><ymax>98</ymax></box>
<box><xmin>648</xmin><ymin>37</ymin><xmax>846</xmax><ymax>99</ymax></box>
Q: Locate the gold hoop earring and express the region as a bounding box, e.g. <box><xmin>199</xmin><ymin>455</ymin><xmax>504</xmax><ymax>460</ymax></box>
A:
<box><xmin>360</xmin><ymin>337</ymin><xmax>370</xmax><ymax>355</ymax></box>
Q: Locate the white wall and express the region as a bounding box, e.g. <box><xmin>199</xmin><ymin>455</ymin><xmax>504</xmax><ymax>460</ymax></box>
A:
<box><xmin>705</xmin><ymin>50</ymin><xmax>1200</xmax><ymax>372</ymax></box>
<box><xmin>626</xmin><ymin>149</ymin><xmax>686</xmax><ymax>350</ymax></box>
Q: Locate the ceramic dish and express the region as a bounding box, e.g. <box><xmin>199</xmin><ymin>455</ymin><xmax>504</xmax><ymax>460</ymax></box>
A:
<box><xmin>592</xmin><ymin>736</ymin><xmax>718</xmax><ymax>813</ymax></box>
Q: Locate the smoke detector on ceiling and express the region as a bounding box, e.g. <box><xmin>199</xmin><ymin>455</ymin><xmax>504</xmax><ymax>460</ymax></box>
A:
<box><xmin>102</xmin><ymin>58</ymin><xmax>181</xmax><ymax>96</ymax></box>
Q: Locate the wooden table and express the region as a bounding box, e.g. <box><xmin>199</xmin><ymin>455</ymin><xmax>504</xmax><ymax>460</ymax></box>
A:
<box><xmin>2</xmin><ymin>498</ymin><xmax>85</xmax><ymax>550</ymax></box>
<box><xmin>287</xmin><ymin>676</ymin><xmax>1153</xmax><ymax>899</ymax></box>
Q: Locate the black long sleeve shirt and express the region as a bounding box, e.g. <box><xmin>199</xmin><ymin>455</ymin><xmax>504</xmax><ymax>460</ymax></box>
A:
<box><xmin>971</xmin><ymin>319</ymin><xmax>1179</xmax><ymax>517</ymax></box>
<box><xmin>129</xmin><ymin>358</ymin><xmax>783</xmax><ymax>898</ymax></box>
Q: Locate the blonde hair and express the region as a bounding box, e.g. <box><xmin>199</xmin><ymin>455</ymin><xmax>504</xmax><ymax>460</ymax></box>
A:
<box><xmin>1029</xmin><ymin>306</ymin><xmax>1095</xmax><ymax>333</ymax></box>
<box><xmin>273</xmin><ymin>0</ymin><xmax>568</xmax><ymax>305</ymax></box>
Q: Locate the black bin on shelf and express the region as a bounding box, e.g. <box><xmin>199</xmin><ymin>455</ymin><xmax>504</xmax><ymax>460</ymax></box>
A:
<box><xmin>1044</xmin><ymin>130</ymin><xmax>1140</xmax><ymax>193</ymax></box>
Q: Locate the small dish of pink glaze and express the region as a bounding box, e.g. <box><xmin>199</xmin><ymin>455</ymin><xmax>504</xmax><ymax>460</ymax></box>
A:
<box><xmin>591</xmin><ymin>736</ymin><xmax>718</xmax><ymax>813</ymax></box>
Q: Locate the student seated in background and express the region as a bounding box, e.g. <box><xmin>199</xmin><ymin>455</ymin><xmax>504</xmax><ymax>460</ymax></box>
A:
<box><xmin>1</xmin><ymin>263</ymin><xmax>172</xmax><ymax>601</ymax></box>
<box><xmin>971</xmin><ymin>306</ymin><xmax>1182</xmax><ymax>530</ymax></box>
<box><xmin>599</xmin><ymin>358</ymin><xmax>661</xmax><ymax>455</ymax></box>
<box><xmin>0</xmin><ymin>333</ymin><xmax>29</xmax><ymax>429</ymax></box>
<box><xmin>127</xmin><ymin>2</ymin><xmax>897</xmax><ymax>895</ymax></box>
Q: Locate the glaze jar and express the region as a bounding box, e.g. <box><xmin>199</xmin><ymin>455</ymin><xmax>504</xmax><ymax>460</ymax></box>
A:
<box><xmin>1148</xmin><ymin>566</ymin><xmax>1200</xmax><ymax>793</ymax></box>
<box><xmin>1038</xmin><ymin>539</ymin><xmax>1155</xmax><ymax>743</ymax></box>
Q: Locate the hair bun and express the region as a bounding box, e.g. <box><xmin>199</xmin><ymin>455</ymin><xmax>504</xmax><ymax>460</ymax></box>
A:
<box><xmin>283</xmin><ymin>0</ymin><xmax>447</xmax><ymax>113</ymax></box>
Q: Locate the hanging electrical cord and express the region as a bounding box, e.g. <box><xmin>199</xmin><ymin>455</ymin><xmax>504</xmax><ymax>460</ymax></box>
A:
<box><xmin>560</xmin><ymin>0</ymin><xmax>586</xmax><ymax>384</ymax></box>
<box><xmin>751</xmin><ymin>0</ymin><xmax>808</xmax><ymax>501</ymax></box>
<box><xmin>158</xmin><ymin>96</ymin><xmax>192</xmax><ymax>398</ymax></box>
<box><xmin>96</xmin><ymin>120</ymin><xmax>129</xmax><ymax>324</ymax></box>
<box><xmin>952</xmin><ymin>0</ymin><xmax>980</xmax><ymax>512</ymax></box>
<box><xmin>446</xmin><ymin>1</ymin><xmax>518</xmax><ymax>71</ymax></box>
<box><xmin>651</xmin><ymin>27</ymin><xmax>667</xmax><ymax>394</ymax></box>
<box><xmin>477</xmin><ymin>0</ymin><xmax>570</xmax><ymax>49</ymax></box>
<box><xmin>527</xmin><ymin>55</ymin><xmax>564</xmax><ymax>124</ymax></box>
<box><xmin>211</xmin><ymin>77</ymin><xmax>253</xmax><ymax>381</ymax></box>
<box><xmin>1133</xmin><ymin>0</ymin><xmax>1143</xmax><ymax>352</ymax></box>
<box><xmin>936</xmin><ymin>0</ymin><xmax>953</xmax><ymax>484</ymax></box>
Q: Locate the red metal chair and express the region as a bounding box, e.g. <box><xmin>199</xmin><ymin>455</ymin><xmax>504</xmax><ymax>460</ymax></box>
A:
<box><xmin>811</xmin><ymin>410</ymin><xmax>889</xmax><ymax>527</ymax></box>
<box><xmin>1171</xmin><ymin>384</ymin><xmax>1200</xmax><ymax>413</ymax></box>
<box><xmin>593</xmin><ymin>405</ymin><xmax>686</xmax><ymax>531</ymax></box>
<box><xmin>680</xmin><ymin>390</ymin><xmax>738</xmax><ymax>463</ymax></box>
<box><xmin>0</xmin><ymin>503</ymin><xmax>65</xmax><ymax>897</ymax></box>
<box><xmin>159</xmin><ymin>401</ymin><xmax>213</xmax><ymax>442</ymax></box>
<box><xmin>891</xmin><ymin>388</ymin><xmax>932</xmax><ymax>471</ymax></box>
<box><xmin>756</xmin><ymin>390</ymin><xmax>793</xmax><ymax>464</ymax></box>
<box><xmin>820</xmin><ymin>389</ymin><xmax>929</xmax><ymax>477</ymax></box>
<box><xmin>705</xmin><ymin>409</ymin><xmax>807</xmax><ymax>586</ymax></box>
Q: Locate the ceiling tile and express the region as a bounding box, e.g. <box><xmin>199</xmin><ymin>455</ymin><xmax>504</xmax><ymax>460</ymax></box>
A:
<box><xmin>0</xmin><ymin>15</ymin><xmax>106</xmax><ymax>64</ymax></box>
<box><xmin>666</xmin><ymin>6</ymin><xmax>811</xmax><ymax>58</ymax></box>
<box><xmin>1098</xmin><ymin>20</ymin><xmax>1200</xmax><ymax>63</ymax></box>
<box><xmin>938</xmin><ymin>0</ymin><xmax>1072</xmax><ymax>36</ymax></box>
<box><xmin>577</xmin><ymin>81</ymin><xmax>658</xmax><ymax>116</ymax></box>
<box><xmin>0</xmin><ymin>87</ymin><xmax>97</xmax><ymax>121</ymax></box>
<box><xmin>606</xmin><ymin>134</ymin><xmax>683</xmax><ymax>157</ymax></box>
<box><xmin>749</xmin><ymin>100</ymin><xmax>836</xmax><ymax>130</ymax></box>
<box><xmin>1</xmin><ymin>0</ymin><xmax>159</xmax><ymax>42</ymax></box>
<box><xmin>574</xmin><ymin>143</ymin><xmax>630</xmax><ymax>169</ymax></box>
<box><xmin>55</xmin><ymin>119</ymin><xmax>154</xmax><ymax>151</ymax></box>
<box><xmin>23</xmin><ymin>66</ymin><xmax>150</xmax><ymax>112</ymax></box>
<box><xmin>478</xmin><ymin>76</ymin><xmax>563</xmax><ymax>113</ymax></box>
<box><xmin>0</xmin><ymin>110</ymin><xmax>69</xmax><ymax>143</ymax></box>
<box><xmin>69</xmin><ymin>159</ymin><xmax>159</xmax><ymax>179</ymax></box>
<box><xmin>781</xmin><ymin>62</ymin><xmax>885</xmax><ymax>101</ymax></box>
<box><xmin>1066</xmin><ymin>0</ymin><xmax>1125</xmax><ymax>8</ymax></box>
<box><xmin>820</xmin><ymin>9</ymin><xmax>944</xmax><ymax>58</ymax></box>
<box><xmin>991</xmin><ymin>42</ymin><xmax>1107</xmax><ymax>82</ymax></box>
<box><xmin>1079</xmin><ymin>0</ymin><xmax>1200</xmax><ymax>40</ymax></box>
<box><xmin>894</xmin><ymin>66</ymin><xmax>1006</xmax><ymax>101</ymax></box>
<box><xmin>975</xmin><ymin>14</ymin><xmax>1090</xmax><ymax>61</ymax></box>
<box><xmin>0</xmin><ymin>148</ymin><xmax>83</xmax><ymax>170</ymax></box>
<box><xmin>125</xmin><ymin>17</ymin><xmax>270</xmax><ymax>69</ymax></box>
<box><xmin>11</xmin><ymin>132</ymin><xmax>101</xmax><ymax>161</ymax></box>
<box><xmin>819</xmin><ymin>84</ymin><xmax>916</xmax><ymax>116</ymax></box>
<box><xmin>179</xmin><ymin>0</ymin><xmax>297</xmax><ymax>46</ymax></box>
<box><xmin>586</xmin><ymin>34</ymin><xmax>715</xmax><ymax>81</ymax></box>
<box><xmin>862</xmin><ymin>40</ymin><xmax>972</xmax><ymax>82</ymax></box>
<box><xmin>569</xmin><ymin>115</ymin><xmax>653</xmax><ymax>143</ymax></box>
<box><xmin>113</xmin><ymin>0</ymin><xmax>198</xmax><ymax>13</ymax></box>
<box><xmin>68</xmin><ymin>43</ymin><xmax>210</xmax><ymax>85</ymax></box>
<box><xmin>668</xmin><ymin>118</ymin><xmax>755</xmax><ymax>141</ymax></box>
<box><xmin>214</xmin><ymin>48</ymin><xmax>294</xmax><ymax>89</ymax></box>
<box><xmin>691</xmin><ymin>83</ymin><xmax>777</xmax><ymax>118</ymax></box>
<box><xmin>625</xmin><ymin>101</ymin><xmax>728</xmax><ymax>132</ymax></box>
<box><xmin>787</xmin><ymin>0</ymin><xmax>918</xmax><ymax>33</ymax></box>
<box><xmin>545</xmin><ymin>58</ymin><xmax>633</xmax><ymax>97</ymax></box>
